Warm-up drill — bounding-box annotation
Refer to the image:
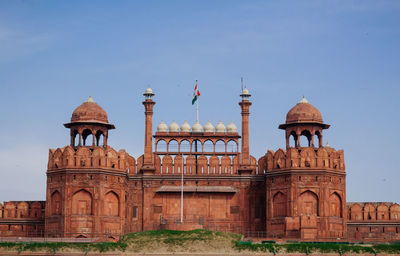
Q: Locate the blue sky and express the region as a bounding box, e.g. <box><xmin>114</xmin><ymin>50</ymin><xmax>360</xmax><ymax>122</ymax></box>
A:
<box><xmin>0</xmin><ymin>0</ymin><xmax>399</xmax><ymax>202</ymax></box>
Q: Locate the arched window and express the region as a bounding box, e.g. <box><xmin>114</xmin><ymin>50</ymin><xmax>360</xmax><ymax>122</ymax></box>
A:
<box><xmin>299</xmin><ymin>130</ymin><xmax>312</xmax><ymax>147</ymax></box>
<box><xmin>215</xmin><ymin>140</ymin><xmax>225</xmax><ymax>152</ymax></box>
<box><xmin>227</xmin><ymin>140</ymin><xmax>238</xmax><ymax>153</ymax></box>
<box><xmin>82</xmin><ymin>129</ymin><xmax>93</xmax><ymax>146</ymax></box>
<box><xmin>156</xmin><ymin>140</ymin><xmax>167</xmax><ymax>152</ymax></box>
<box><xmin>95</xmin><ymin>130</ymin><xmax>104</xmax><ymax>146</ymax></box>
<box><xmin>180</xmin><ymin>140</ymin><xmax>190</xmax><ymax>152</ymax></box>
<box><xmin>203</xmin><ymin>140</ymin><xmax>214</xmax><ymax>152</ymax></box>
<box><xmin>191</xmin><ymin>140</ymin><xmax>201</xmax><ymax>153</ymax></box>
<box><xmin>289</xmin><ymin>131</ymin><xmax>297</xmax><ymax>147</ymax></box>
<box><xmin>314</xmin><ymin>131</ymin><xmax>321</xmax><ymax>147</ymax></box>
<box><xmin>168</xmin><ymin>140</ymin><xmax>179</xmax><ymax>152</ymax></box>
<box><xmin>73</xmin><ymin>130</ymin><xmax>79</xmax><ymax>146</ymax></box>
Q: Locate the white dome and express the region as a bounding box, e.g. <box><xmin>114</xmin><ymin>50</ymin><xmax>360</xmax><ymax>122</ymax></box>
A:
<box><xmin>226</xmin><ymin>121</ymin><xmax>237</xmax><ymax>133</ymax></box>
<box><xmin>192</xmin><ymin>121</ymin><xmax>203</xmax><ymax>133</ymax></box>
<box><xmin>180</xmin><ymin>121</ymin><xmax>191</xmax><ymax>132</ymax></box>
<box><xmin>242</xmin><ymin>88</ymin><xmax>249</xmax><ymax>95</ymax></box>
<box><xmin>169</xmin><ymin>121</ymin><xmax>179</xmax><ymax>132</ymax></box>
<box><xmin>157</xmin><ymin>121</ymin><xmax>168</xmax><ymax>132</ymax></box>
<box><xmin>204</xmin><ymin>121</ymin><xmax>214</xmax><ymax>133</ymax></box>
<box><xmin>145</xmin><ymin>87</ymin><xmax>153</xmax><ymax>94</ymax></box>
<box><xmin>215</xmin><ymin>121</ymin><xmax>226</xmax><ymax>133</ymax></box>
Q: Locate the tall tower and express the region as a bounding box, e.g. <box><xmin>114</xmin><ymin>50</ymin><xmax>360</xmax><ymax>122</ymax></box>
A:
<box><xmin>265</xmin><ymin>97</ymin><xmax>346</xmax><ymax>240</ymax></box>
<box><xmin>140</xmin><ymin>87</ymin><xmax>156</xmax><ymax>174</ymax></box>
<box><xmin>45</xmin><ymin>97</ymin><xmax>128</xmax><ymax>238</ymax></box>
<box><xmin>238</xmin><ymin>88</ymin><xmax>254</xmax><ymax>175</ymax></box>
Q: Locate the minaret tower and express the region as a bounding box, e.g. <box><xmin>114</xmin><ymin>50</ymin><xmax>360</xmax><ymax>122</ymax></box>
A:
<box><xmin>238</xmin><ymin>88</ymin><xmax>253</xmax><ymax>174</ymax></box>
<box><xmin>141</xmin><ymin>87</ymin><xmax>156</xmax><ymax>174</ymax></box>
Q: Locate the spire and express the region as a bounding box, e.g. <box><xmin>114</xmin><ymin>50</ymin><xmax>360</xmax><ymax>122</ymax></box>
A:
<box><xmin>86</xmin><ymin>96</ymin><xmax>95</xmax><ymax>103</ymax></box>
<box><xmin>299</xmin><ymin>96</ymin><xmax>309</xmax><ymax>104</ymax></box>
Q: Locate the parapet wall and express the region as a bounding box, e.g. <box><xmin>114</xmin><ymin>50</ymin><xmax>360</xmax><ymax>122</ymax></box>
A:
<box><xmin>0</xmin><ymin>201</ymin><xmax>45</xmax><ymax>237</ymax></box>
<box><xmin>259</xmin><ymin>146</ymin><xmax>345</xmax><ymax>172</ymax></box>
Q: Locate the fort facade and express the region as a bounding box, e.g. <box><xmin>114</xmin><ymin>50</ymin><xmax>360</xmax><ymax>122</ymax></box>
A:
<box><xmin>0</xmin><ymin>88</ymin><xmax>398</xmax><ymax>242</ymax></box>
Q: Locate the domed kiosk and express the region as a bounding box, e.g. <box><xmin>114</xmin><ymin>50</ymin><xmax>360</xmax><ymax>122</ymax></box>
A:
<box><xmin>64</xmin><ymin>96</ymin><xmax>115</xmax><ymax>147</ymax></box>
<box><xmin>279</xmin><ymin>97</ymin><xmax>329</xmax><ymax>148</ymax></box>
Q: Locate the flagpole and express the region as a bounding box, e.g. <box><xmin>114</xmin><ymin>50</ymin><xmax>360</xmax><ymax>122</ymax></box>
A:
<box><xmin>180</xmin><ymin>154</ymin><xmax>184</xmax><ymax>223</ymax></box>
<box><xmin>196</xmin><ymin>81</ymin><xmax>199</xmax><ymax>122</ymax></box>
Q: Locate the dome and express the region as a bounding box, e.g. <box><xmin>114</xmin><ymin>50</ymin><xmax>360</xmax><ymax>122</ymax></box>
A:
<box><xmin>279</xmin><ymin>97</ymin><xmax>329</xmax><ymax>130</ymax></box>
<box><xmin>70</xmin><ymin>96</ymin><xmax>108</xmax><ymax>123</ymax></box>
<box><xmin>226</xmin><ymin>121</ymin><xmax>237</xmax><ymax>133</ymax></box>
<box><xmin>192</xmin><ymin>121</ymin><xmax>203</xmax><ymax>133</ymax></box>
<box><xmin>145</xmin><ymin>87</ymin><xmax>153</xmax><ymax>94</ymax></box>
<box><xmin>157</xmin><ymin>121</ymin><xmax>168</xmax><ymax>132</ymax></box>
<box><xmin>169</xmin><ymin>121</ymin><xmax>179</xmax><ymax>132</ymax></box>
<box><xmin>286</xmin><ymin>97</ymin><xmax>323</xmax><ymax>124</ymax></box>
<box><xmin>204</xmin><ymin>121</ymin><xmax>214</xmax><ymax>133</ymax></box>
<box><xmin>180</xmin><ymin>121</ymin><xmax>191</xmax><ymax>132</ymax></box>
<box><xmin>215</xmin><ymin>122</ymin><xmax>226</xmax><ymax>133</ymax></box>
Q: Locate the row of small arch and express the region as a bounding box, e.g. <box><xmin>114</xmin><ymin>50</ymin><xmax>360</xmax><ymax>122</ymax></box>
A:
<box><xmin>155</xmin><ymin>139</ymin><xmax>239</xmax><ymax>153</ymax></box>
<box><xmin>348</xmin><ymin>203</ymin><xmax>400</xmax><ymax>221</ymax></box>
<box><xmin>157</xmin><ymin>121</ymin><xmax>238</xmax><ymax>133</ymax></box>
<box><xmin>50</xmin><ymin>189</ymin><xmax>120</xmax><ymax>217</ymax></box>
<box><xmin>0</xmin><ymin>201</ymin><xmax>44</xmax><ymax>219</ymax></box>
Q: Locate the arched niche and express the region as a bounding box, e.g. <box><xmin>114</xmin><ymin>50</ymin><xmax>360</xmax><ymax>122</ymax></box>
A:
<box><xmin>298</xmin><ymin>190</ymin><xmax>319</xmax><ymax>216</ymax></box>
<box><xmin>329</xmin><ymin>192</ymin><xmax>342</xmax><ymax>217</ymax></box>
<box><xmin>51</xmin><ymin>190</ymin><xmax>62</xmax><ymax>215</ymax></box>
<box><xmin>71</xmin><ymin>189</ymin><xmax>93</xmax><ymax>215</ymax></box>
<box><xmin>104</xmin><ymin>191</ymin><xmax>119</xmax><ymax>216</ymax></box>
<box><xmin>273</xmin><ymin>191</ymin><xmax>287</xmax><ymax>217</ymax></box>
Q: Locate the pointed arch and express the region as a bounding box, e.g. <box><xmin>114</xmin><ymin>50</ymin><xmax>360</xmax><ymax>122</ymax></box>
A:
<box><xmin>104</xmin><ymin>191</ymin><xmax>119</xmax><ymax>216</ymax></box>
<box><xmin>350</xmin><ymin>203</ymin><xmax>363</xmax><ymax>220</ymax></box>
<box><xmin>299</xmin><ymin>190</ymin><xmax>319</xmax><ymax>216</ymax></box>
<box><xmin>329</xmin><ymin>192</ymin><xmax>342</xmax><ymax>217</ymax></box>
<box><xmin>274</xmin><ymin>149</ymin><xmax>286</xmax><ymax>169</ymax></box>
<box><xmin>273</xmin><ymin>191</ymin><xmax>287</xmax><ymax>217</ymax></box>
<box><xmin>51</xmin><ymin>190</ymin><xmax>62</xmax><ymax>215</ymax></box>
<box><xmin>72</xmin><ymin>189</ymin><xmax>93</xmax><ymax>215</ymax></box>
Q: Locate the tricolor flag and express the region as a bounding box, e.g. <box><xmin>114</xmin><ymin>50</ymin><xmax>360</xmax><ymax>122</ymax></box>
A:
<box><xmin>192</xmin><ymin>81</ymin><xmax>200</xmax><ymax>105</ymax></box>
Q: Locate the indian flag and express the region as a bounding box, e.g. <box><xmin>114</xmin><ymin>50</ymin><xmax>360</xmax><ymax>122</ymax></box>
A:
<box><xmin>192</xmin><ymin>81</ymin><xmax>200</xmax><ymax>105</ymax></box>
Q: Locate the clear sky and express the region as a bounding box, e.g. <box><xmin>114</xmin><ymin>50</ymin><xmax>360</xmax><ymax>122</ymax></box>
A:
<box><xmin>0</xmin><ymin>1</ymin><xmax>399</xmax><ymax>203</ymax></box>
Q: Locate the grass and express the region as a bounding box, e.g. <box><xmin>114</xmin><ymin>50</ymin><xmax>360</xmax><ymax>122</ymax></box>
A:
<box><xmin>0</xmin><ymin>230</ymin><xmax>400</xmax><ymax>254</ymax></box>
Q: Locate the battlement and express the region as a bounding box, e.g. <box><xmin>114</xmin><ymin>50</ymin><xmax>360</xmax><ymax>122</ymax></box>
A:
<box><xmin>47</xmin><ymin>145</ymin><xmax>134</xmax><ymax>173</ymax></box>
<box><xmin>347</xmin><ymin>202</ymin><xmax>400</xmax><ymax>222</ymax></box>
<box><xmin>0</xmin><ymin>201</ymin><xmax>45</xmax><ymax>220</ymax></box>
<box><xmin>134</xmin><ymin>153</ymin><xmax>260</xmax><ymax>175</ymax></box>
<box><xmin>259</xmin><ymin>146</ymin><xmax>345</xmax><ymax>172</ymax></box>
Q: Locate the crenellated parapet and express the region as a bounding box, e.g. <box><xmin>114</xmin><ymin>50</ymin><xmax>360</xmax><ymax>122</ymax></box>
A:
<box><xmin>135</xmin><ymin>153</ymin><xmax>259</xmax><ymax>175</ymax></box>
<box><xmin>0</xmin><ymin>201</ymin><xmax>45</xmax><ymax>220</ymax></box>
<box><xmin>47</xmin><ymin>145</ymin><xmax>136</xmax><ymax>173</ymax></box>
<box><xmin>259</xmin><ymin>146</ymin><xmax>345</xmax><ymax>173</ymax></box>
<box><xmin>347</xmin><ymin>202</ymin><xmax>400</xmax><ymax>221</ymax></box>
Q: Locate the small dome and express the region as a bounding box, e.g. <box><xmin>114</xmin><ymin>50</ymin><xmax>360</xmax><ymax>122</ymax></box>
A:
<box><xmin>71</xmin><ymin>96</ymin><xmax>109</xmax><ymax>123</ymax></box>
<box><xmin>285</xmin><ymin>97</ymin><xmax>323</xmax><ymax>124</ymax></box>
<box><xmin>157</xmin><ymin>121</ymin><xmax>168</xmax><ymax>132</ymax></box>
<box><xmin>180</xmin><ymin>121</ymin><xmax>191</xmax><ymax>132</ymax></box>
<box><xmin>242</xmin><ymin>88</ymin><xmax>249</xmax><ymax>95</ymax></box>
<box><xmin>226</xmin><ymin>121</ymin><xmax>237</xmax><ymax>133</ymax></box>
<box><xmin>204</xmin><ymin>121</ymin><xmax>214</xmax><ymax>133</ymax></box>
<box><xmin>215</xmin><ymin>122</ymin><xmax>226</xmax><ymax>133</ymax></box>
<box><xmin>145</xmin><ymin>87</ymin><xmax>153</xmax><ymax>94</ymax></box>
<box><xmin>169</xmin><ymin>121</ymin><xmax>179</xmax><ymax>132</ymax></box>
<box><xmin>192</xmin><ymin>121</ymin><xmax>203</xmax><ymax>133</ymax></box>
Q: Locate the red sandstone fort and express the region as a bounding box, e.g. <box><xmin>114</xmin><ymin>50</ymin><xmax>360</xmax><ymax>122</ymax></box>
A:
<box><xmin>0</xmin><ymin>88</ymin><xmax>399</xmax><ymax>242</ymax></box>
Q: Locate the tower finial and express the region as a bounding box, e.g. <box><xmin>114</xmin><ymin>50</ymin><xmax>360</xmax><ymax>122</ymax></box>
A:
<box><xmin>86</xmin><ymin>96</ymin><xmax>95</xmax><ymax>103</ymax></box>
